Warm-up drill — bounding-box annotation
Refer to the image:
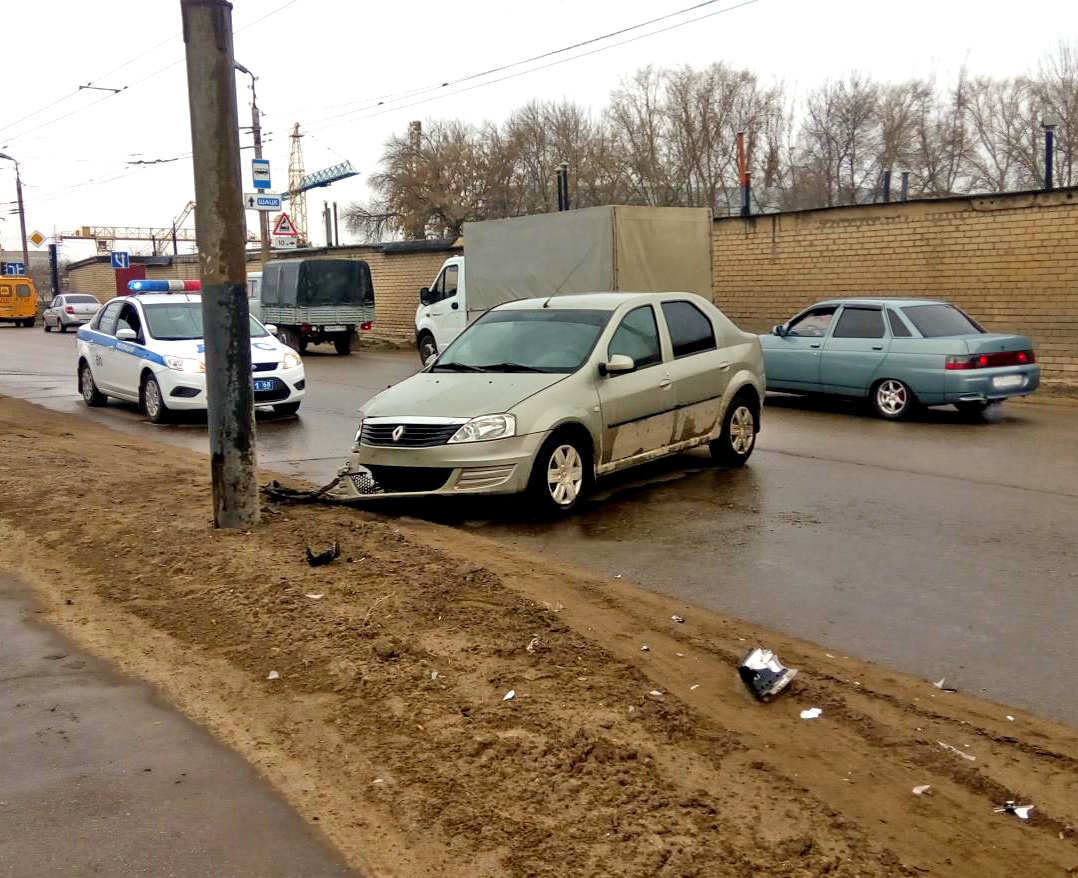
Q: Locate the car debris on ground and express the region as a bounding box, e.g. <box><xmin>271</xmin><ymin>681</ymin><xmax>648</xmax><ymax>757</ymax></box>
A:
<box><xmin>671</xmin><ymin>615</ymin><xmax>685</xmax><ymax>623</ymax></box>
<box><xmin>934</xmin><ymin>677</ymin><xmax>958</xmax><ymax>692</ymax></box>
<box><xmin>738</xmin><ymin>646</ymin><xmax>798</xmax><ymax>701</ymax></box>
<box><xmin>938</xmin><ymin>741</ymin><xmax>976</xmax><ymax>761</ymax></box>
<box><xmin>306</xmin><ymin>541</ymin><xmax>341</xmax><ymax>567</ymax></box>
<box><xmin>502</xmin><ymin>689</ymin><xmax>516</xmax><ymax>701</ymax></box>
<box><xmin>267</xmin><ymin>670</ymin><xmax>280</xmax><ymax>680</ymax></box>
<box><xmin>800</xmin><ymin>707</ymin><xmax>823</xmax><ymax>720</ymax></box>
<box><xmin>912</xmin><ymin>785</ymin><xmax>932</xmax><ymax>796</ymax></box>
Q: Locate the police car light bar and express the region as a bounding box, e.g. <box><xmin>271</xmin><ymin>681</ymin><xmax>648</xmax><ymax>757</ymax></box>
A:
<box><xmin>127</xmin><ymin>279</ymin><xmax>202</xmax><ymax>293</ymax></box>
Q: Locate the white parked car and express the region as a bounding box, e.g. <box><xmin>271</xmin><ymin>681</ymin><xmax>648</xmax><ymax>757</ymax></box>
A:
<box><xmin>44</xmin><ymin>293</ymin><xmax>101</xmax><ymax>332</ymax></box>
<box><xmin>76</xmin><ymin>293</ymin><xmax>305</xmax><ymax>423</ymax></box>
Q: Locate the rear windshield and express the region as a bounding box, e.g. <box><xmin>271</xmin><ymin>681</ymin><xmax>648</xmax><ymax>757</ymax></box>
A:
<box><xmin>435</xmin><ymin>309</ymin><xmax>611</xmax><ymax>373</ymax></box>
<box><xmin>67</xmin><ymin>295</ymin><xmax>99</xmax><ymax>304</ymax></box>
<box><xmin>900</xmin><ymin>304</ymin><xmax>984</xmax><ymax>337</ymax></box>
<box><xmin>142</xmin><ymin>301</ymin><xmax>269</xmax><ymax>341</ymax></box>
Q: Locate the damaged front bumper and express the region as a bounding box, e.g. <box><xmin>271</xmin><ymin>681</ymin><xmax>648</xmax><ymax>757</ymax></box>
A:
<box><xmin>340</xmin><ymin>432</ymin><xmax>547</xmax><ymax>499</ymax></box>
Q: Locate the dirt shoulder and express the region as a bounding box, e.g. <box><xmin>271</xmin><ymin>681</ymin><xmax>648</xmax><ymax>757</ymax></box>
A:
<box><xmin>1</xmin><ymin>395</ymin><xmax>1075</xmax><ymax>877</ymax></box>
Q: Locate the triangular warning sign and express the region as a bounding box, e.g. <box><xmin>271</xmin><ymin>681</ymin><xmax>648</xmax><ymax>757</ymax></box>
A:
<box><xmin>272</xmin><ymin>212</ymin><xmax>297</xmax><ymax>236</ymax></box>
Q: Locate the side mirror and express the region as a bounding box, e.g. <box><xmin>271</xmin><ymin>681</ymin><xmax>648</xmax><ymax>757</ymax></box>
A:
<box><xmin>264</xmin><ymin>324</ymin><xmax>277</xmax><ymax>335</ymax></box>
<box><xmin>599</xmin><ymin>354</ymin><xmax>635</xmax><ymax>376</ymax></box>
<box><xmin>424</xmin><ymin>353</ymin><xmax>437</xmax><ymax>367</ymax></box>
<box><xmin>419</xmin><ymin>287</ymin><xmax>431</xmax><ymax>306</ymax></box>
<box><xmin>116</xmin><ymin>327</ymin><xmax>137</xmax><ymax>341</ymax></box>
<box><xmin>772</xmin><ymin>324</ymin><xmax>788</xmax><ymax>337</ymax></box>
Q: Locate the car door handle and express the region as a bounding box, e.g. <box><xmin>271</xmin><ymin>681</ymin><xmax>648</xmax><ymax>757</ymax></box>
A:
<box><xmin>719</xmin><ymin>361</ymin><xmax>731</xmax><ymax>371</ymax></box>
<box><xmin>809</xmin><ymin>343</ymin><xmax>821</xmax><ymax>349</ymax></box>
<box><xmin>871</xmin><ymin>345</ymin><xmax>884</xmax><ymax>350</ymax></box>
<box><xmin>659</xmin><ymin>378</ymin><xmax>672</xmax><ymax>390</ymax></box>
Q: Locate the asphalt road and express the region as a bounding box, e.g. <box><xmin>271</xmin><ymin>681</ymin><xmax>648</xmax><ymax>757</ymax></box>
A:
<box><xmin>3</xmin><ymin>324</ymin><xmax>1077</xmax><ymax>726</ymax></box>
<box><xmin>0</xmin><ymin>574</ymin><xmax>352</xmax><ymax>877</ymax></box>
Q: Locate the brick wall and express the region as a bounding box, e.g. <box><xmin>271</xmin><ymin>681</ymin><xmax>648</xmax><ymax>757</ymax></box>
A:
<box><xmin>712</xmin><ymin>188</ymin><xmax>1078</xmax><ymax>387</ymax></box>
<box><xmin>66</xmin><ymin>244</ymin><xmax>458</xmax><ymax>345</ymax></box>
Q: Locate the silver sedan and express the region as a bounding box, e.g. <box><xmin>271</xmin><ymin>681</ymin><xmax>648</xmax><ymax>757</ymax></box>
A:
<box><xmin>44</xmin><ymin>294</ymin><xmax>101</xmax><ymax>333</ymax></box>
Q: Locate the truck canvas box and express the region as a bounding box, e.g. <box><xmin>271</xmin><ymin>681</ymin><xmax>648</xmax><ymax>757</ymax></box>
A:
<box><xmin>260</xmin><ymin>258</ymin><xmax>375</xmax><ymax>355</ymax></box>
<box><xmin>415</xmin><ymin>205</ymin><xmax>713</xmax><ymax>361</ymax></box>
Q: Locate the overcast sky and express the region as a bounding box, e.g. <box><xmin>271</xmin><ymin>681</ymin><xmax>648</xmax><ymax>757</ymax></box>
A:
<box><xmin>0</xmin><ymin>0</ymin><xmax>1071</xmax><ymax>261</ymax></box>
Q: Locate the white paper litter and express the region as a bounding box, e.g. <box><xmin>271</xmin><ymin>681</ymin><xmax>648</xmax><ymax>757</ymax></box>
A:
<box><xmin>304</xmin><ymin>593</ymin><xmax>324</xmax><ymax>600</ymax></box>
<box><xmin>689</xmin><ymin>684</ymin><xmax>700</xmax><ymax>691</ymax></box>
<box><xmin>994</xmin><ymin>802</ymin><xmax>1034</xmax><ymax>820</ymax></box>
<box><xmin>502</xmin><ymin>689</ymin><xmax>516</xmax><ymax>701</ymax></box>
<box><xmin>676</xmin><ymin>652</ymin><xmax>685</xmax><ymax>657</ymax></box>
<box><xmin>640</xmin><ymin>644</ymin><xmax>650</xmax><ymax>652</ymax></box>
<box><xmin>800</xmin><ymin>707</ymin><xmax>823</xmax><ymax>720</ymax></box>
<box><xmin>671</xmin><ymin>615</ymin><xmax>685</xmax><ymax>623</ymax></box>
<box><xmin>372</xmin><ymin>778</ymin><xmax>384</xmax><ymax>785</ymax></box>
<box><xmin>938</xmin><ymin>741</ymin><xmax>976</xmax><ymax>761</ymax></box>
<box><xmin>267</xmin><ymin>670</ymin><xmax>280</xmax><ymax>680</ymax></box>
<box><xmin>526</xmin><ymin>636</ymin><xmax>539</xmax><ymax>654</ymax></box>
<box><xmin>1006</xmin><ymin>715</ymin><xmax>1015</xmax><ymax>721</ymax></box>
<box><xmin>649</xmin><ymin>689</ymin><xmax>663</xmax><ymax>698</ymax></box>
<box><xmin>430</xmin><ymin>671</ymin><xmax>439</xmax><ymax>681</ymax></box>
<box><xmin>912</xmin><ymin>785</ymin><xmax>932</xmax><ymax>796</ymax></box>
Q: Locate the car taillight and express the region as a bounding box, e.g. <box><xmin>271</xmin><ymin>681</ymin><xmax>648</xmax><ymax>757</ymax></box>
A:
<box><xmin>360</xmin><ymin>321</ymin><xmax>372</xmax><ymax>331</ymax></box>
<box><xmin>65</xmin><ymin>305</ymin><xmax>75</xmax><ymax>314</ymax></box>
<box><xmin>945</xmin><ymin>351</ymin><xmax>1036</xmax><ymax>370</ymax></box>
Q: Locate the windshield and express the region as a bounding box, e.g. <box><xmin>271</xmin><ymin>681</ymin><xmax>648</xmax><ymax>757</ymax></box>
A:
<box><xmin>434</xmin><ymin>309</ymin><xmax>612</xmax><ymax>373</ymax></box>
<box><xmin>142</xmin><ymin>301</ymin><xmax>269</xmax><ymax>341</ymax></box>
<box><xmin>900</xmin><ymin>304</ymin><xmax>984</xmax><ymax>337</ymax></box>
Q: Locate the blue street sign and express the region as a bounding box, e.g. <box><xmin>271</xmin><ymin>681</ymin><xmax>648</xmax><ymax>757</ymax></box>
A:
<box><xmin>110</xmin><ymin>251</ymin><xmax>130</xmax><ymax>270</ymax></box>
<box><xmin>3</xmin><ymin>261</ymin><xmax>26</xmax><ymax>276</ymax></box>
<box><xmin>252</xmin><ymin>158</ymin><xmax>271</xmax><ymax>190</ymax></box>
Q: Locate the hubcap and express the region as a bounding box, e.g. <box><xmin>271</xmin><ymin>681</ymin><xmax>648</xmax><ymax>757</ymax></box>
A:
<box><xmin>546</xmin><ymin>444</ymin><xmax>583</xmax><ymax>507</ymax></box>
<box><xmin>877</xmin><ymin>380</ymin><xmax>907</xmax><ymax>415</ymax></box>
<box><xmin>421</xmin><ymin>339</ymin><xmax>437</xmax><ymax>360</ymax></box>
<box><xmin>144</xmin><ymin>380</ymin><xmax>160</xmax><ymax>418</ymax></box>
<box><xmin>81</xmin><ymin>367</ymin><xmax>94</xmax><ymax>402</ymax></box>
<box><xmin>729</xmin><ymin>405</ymin><xmax>755</xmax><ymax>454</ymax></box>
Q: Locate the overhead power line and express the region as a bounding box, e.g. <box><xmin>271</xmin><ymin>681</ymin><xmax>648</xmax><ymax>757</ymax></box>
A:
<box><xmin>303</xmin><ymin>0</ymin><xmax>759</xmax><ymax>136</ymax></box>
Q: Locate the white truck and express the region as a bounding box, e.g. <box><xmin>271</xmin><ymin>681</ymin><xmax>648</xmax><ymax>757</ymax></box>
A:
<box><xmin>414</xmin><ymin>205</ymin><xmax>714</xmax><ymax>362</ymax></box>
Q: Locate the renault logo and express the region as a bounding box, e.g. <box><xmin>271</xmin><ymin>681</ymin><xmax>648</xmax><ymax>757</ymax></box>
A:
<box><xmin>391</xmin><ymin>425</ymin><xmax>405</xmax><ymax>442</ymax></box>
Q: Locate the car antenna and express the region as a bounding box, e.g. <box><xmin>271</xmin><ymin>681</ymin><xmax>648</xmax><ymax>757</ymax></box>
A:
<box><xmin>542</xmin><ymin>296</ymin><xmax>553</xmax><ymax>308</ymax></box>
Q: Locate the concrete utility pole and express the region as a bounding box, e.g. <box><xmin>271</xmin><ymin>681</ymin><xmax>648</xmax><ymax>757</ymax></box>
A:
<box><xmin>181</xmin><ymin>0</ymin><xmax>259</xmax><ymax>528</ymax></box>
<box><xmin>235</xmin><ymin>61</ymin><xmax>270</xmax><ymax>269</ymax></box>
<box><xmin>0</xmin><ymin>152</ymin><xmax>30</xmax><ymax>273</ymax></box>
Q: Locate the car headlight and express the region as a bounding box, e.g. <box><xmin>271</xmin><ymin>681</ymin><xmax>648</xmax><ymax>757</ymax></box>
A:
<box><xmin>282</xmin><ymin>348</ymin><xmax>302</xmax><ymax>370</ymax></box>
<box><xmin>352</xmin><ymin>415</ymin><xmax>364</xmax><ymax>451</ymax></box>
<box><xmin>164</xmin><ymin>355</ymin><xmax>205</xmax><ymax>373</ymax></box>
<box><xmin>447</xmin><ymin>414</ymin><xmax>516</xmax><ymax>444</ymax></box>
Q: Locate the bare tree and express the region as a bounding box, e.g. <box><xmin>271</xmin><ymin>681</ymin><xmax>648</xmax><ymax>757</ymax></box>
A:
<box><xmin>1034</xmin><ymin>40</ymin><xmax>1078</xmax><ymax>188</ymax></box>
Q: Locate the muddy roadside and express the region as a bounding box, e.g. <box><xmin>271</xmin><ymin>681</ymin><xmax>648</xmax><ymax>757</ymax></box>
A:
<box><xmin>0</xmin><ymin>396</ymin><xmax>1075</xmax><ymax>877</ymax></box>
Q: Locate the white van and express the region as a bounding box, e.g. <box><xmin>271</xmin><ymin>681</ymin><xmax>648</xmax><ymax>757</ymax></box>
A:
<box><xmin>247</xmin><ymin>271</ymin><xmax>263</xmax><ymax>322</ymax></box>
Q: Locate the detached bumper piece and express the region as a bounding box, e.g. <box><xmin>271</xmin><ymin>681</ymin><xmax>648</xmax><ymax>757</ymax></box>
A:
<box><xmin>738</xmin><ymin>647</ymin><xmax>798</xmax><ymax>701</ymax></box>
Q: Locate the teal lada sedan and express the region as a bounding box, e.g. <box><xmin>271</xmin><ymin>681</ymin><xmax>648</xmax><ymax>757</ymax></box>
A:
<box><xmin>760</xmin><ymin>299</ymin><xmax>1039</xmax><ymax>419</ymax></box>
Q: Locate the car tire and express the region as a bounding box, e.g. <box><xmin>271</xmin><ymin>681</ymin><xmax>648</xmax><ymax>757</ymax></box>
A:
<box><xmin>298</xmin><ymin>339</ymin><xmax>308</xmax><ymax>354</ymax></box>
<box><xmin>334</xmin><ymin>332</ymin><xmax>352</xmax><ymax>356</ymax></box>
<box><xmin>44</xmin><ymin>321</ymin><xmax>52</xmax><ymax>332</ymax></box>
<box><xmin>417</xmin><ymin>331</ymin><xmax>437</xmax><ymax>364</ymax></box>
<box><xmin>278</xmin><ymin>328</ymin><xmax>301</xmax><ymax>351</ymax></box>
<box><xmin>79</xmin><ymin>362</ymin><xmax>107</xmax><ymax>407</ymax></box>
<box><xmin>141</xmin><ymin>374</ymin><xmax>171</xmax><ymax>424</ymax></box>
<box><xmin>872</xmin><ymin>378</ymin><xmax>915</xmax><ymax>420</ymax></box>
<box><xmin>274</xmin><ymin>401</ymin><xmax>301</xmax><ymax>416</ymax></box>
<box><xmin>58</xmin><ymin>321</ymin><xmax>67</xmax><ymax>333</ymax></box>
<box><xmin>710</xmin><ymin>393</ymin><xmax>758</xmax><ymax>467</ymax></box>
<box><xmin>528</xmin><ymin>430</ymin><xmax>591</xmax><ymax>516</ymax></box>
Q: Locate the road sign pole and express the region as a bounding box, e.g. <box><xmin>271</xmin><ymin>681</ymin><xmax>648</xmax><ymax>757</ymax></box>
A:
<box><xmin>181</xmin><ymin>0</ymin><xmax>259</xmax><ymax>529</ymax></box>
<box><xmin>248</xmin><ymin>76</ymin><xmax>271</xmax><ymax>273</ymax></box>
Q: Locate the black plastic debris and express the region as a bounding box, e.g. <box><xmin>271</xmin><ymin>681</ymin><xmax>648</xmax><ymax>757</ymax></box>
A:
<box><xmin>306</xmin><ymin>541</ymin><xmax>341</xmax><ymax>567</ymax></box>
<box><xmin>738</xmin><ymin>647</ymin><xmax>798</xmax><ymax>701</ymax></box>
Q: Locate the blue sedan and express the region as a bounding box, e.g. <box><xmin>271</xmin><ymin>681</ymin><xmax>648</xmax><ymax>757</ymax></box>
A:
<box><xmin>759</xmin><ymin>299</ymin><xmax>1039</xmax><ymax>419</ymax></box>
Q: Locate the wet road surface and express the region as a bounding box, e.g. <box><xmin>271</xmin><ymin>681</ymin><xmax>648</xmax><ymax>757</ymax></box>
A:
<box><xmin>3</xmin><ymin>325</ymin><xmax>1076</xmax><ymax>725</ymax></box>
<box><xmin>0</xmin><ymin>574</ymin><xmax>353</xmax><ymax>877</ymax></box>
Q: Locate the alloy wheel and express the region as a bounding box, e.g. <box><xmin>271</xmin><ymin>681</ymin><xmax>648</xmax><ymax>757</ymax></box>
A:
<box><xmin>876</xmin><ymin>379</ymin><xmax>908</xmax><ymax>417</ymax></box>
<box><xmin>729</xmin><ymin>405</ymin><xmax>755</xmax><ymax>454</ymax></box>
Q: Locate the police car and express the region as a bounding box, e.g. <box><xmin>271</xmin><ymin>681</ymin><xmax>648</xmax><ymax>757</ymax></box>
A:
<box><xmin>76</xmin><ymin>288</ymin><xmax>305</xmax><ymax>423</ymax></box>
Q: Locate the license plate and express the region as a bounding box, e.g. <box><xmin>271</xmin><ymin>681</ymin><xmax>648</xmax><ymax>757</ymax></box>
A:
<box><xmin>992</xmin><ymin>374</ymin><xmax>1025</xmax><ymax>389</ymax></box>
<box><xmin>323</xmin><ymin>325</ymin><xmax>347</xmax><ymax>332</ymax></box>
<box><xmin>254</xmin><ymin>378</ymin><xmax>276</xmax><ymax>392</ymax></box>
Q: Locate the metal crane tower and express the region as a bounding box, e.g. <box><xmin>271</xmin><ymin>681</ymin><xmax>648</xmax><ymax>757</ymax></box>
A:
<box><xmin>287</xmin><ymin>123</ymin><xmax>308</xmax><ymax>246</ymax></box>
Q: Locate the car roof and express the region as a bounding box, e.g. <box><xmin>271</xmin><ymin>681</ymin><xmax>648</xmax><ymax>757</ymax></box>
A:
<box><xmin>813</xmin><ymin>297</ymin><xmax>950</xmax><ymax>308</ymax></box>
<box><xmin>495</xmin><ymin>292</ymin><xmax>705</xmax><ymax>311</ymax></box>
<box><xmin>120</xmin><ymin>293</ymin><xmax>202</xmax><ymax>306</ymax></box>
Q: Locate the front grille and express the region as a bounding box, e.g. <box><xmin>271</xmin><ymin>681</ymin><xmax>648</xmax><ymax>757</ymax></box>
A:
<box><xmin>254</xmin><ymin>378</ymin><xmax>290</xmax><ymax>403</ymax></box>
<box><xmin>361</xmin><ymin>422</ymin><xmax>459</xmax><ymax>447</ymax></box>
<box><xmin>253</xmin><ymin>361</ymin><xmax>278</xmax><ymax>373</ymax></box>
<box><xmin>365</xmin><ymin>465</ymin><xmax>452</xmax><ymax>493</ymax></box>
